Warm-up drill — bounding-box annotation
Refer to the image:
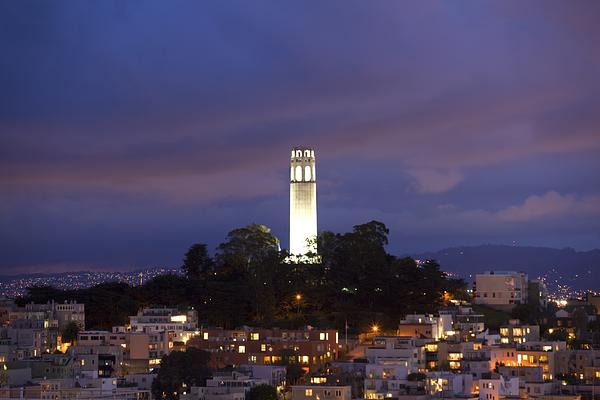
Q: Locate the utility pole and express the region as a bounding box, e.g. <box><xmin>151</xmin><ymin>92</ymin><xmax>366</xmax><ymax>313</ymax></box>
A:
<box><xmin>345</xmin><ymin>319</ymin><xmax>348</xmax><ymax>348</ymax></box>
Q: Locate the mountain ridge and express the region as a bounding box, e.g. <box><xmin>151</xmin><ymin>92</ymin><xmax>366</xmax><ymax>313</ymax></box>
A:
<box><xmin>411</xmin><ymin>244</ymin><xmax>600</xmax><ymax>290</ymax></box>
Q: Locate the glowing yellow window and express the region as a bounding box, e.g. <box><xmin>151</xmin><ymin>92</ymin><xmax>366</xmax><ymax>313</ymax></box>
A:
<box><xmin>238</xmin><ymin>346</ymin><xmax>245</xmax><ymax>353</ymax></box>
<box><xmin>261</xmin><ymin>344</ymin><xmax>267</xmax><ymax>352</ymax></box>
<box><xmin>250</xmin><ymin>333</ymin><xmax>259</xmax><ymax>341</ymax></box>
<box><xmin>305</xmin><ymin>389</ymin><xmax>313</xmax><ymax>396</ymax></box>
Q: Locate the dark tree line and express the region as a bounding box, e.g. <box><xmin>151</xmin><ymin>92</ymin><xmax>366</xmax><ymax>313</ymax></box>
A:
<box><xmin>22</xmin><ymin>221</ymin><xmax>467</xmax><ymax>332</ymax></box>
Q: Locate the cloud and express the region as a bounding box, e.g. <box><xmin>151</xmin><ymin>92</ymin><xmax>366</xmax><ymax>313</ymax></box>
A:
<box><xmin>496</xmin><ymin>191</ymin><xmax>600</xmax><ymax>222</ymax></box>
<box><xmin>1</xmin><ymin>1</ymin><xmax>600</xmax><ymax>270</ymax></box>
<box><xmin>407</xmin><ymin>168</ymin><xmax>463</xmax><ymax>194</ymax></box>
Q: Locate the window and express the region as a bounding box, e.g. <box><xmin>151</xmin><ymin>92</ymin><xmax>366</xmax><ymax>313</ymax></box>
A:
<box><xmin>238</xmin><ymin>345</ymin><xmax>245</xmax><ymax>353</ymax></box>
<box><xmin>250</xmin><ymin>333</ymin><xmax>259</xmax><ymax>341</ymax></box>
<box><xmin>295</xmin><ymin>166</ymin><xmax>302</xmax><ymax>181</ymax></box>
<box><xmin>335</xmin><ymin>390</ymin><xmax>342</xmax><ymax>397</ymax></box>
<box><xmin>304</xmin><ymin>166</ymin><xmax>312</xmax><ymax>181</ymax></box>
<box><xmin>261</xmin><ymin>344</ymin><xmax>267</xmax><ymax>352</ymax></box>
<box><xmin>305</xmin><ymin>389</ymin><xmax>313</xmax><ymax>396</ymax></box>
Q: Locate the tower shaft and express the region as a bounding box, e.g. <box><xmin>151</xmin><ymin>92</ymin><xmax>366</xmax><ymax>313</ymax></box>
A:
<box><xmin>289</xmin><ymin>148</ymin><xmax>317</xmax><ymax>256</ymax></box>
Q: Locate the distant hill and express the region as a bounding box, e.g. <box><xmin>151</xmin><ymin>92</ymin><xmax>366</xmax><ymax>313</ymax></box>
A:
<box><xmin>0</xmin><ymin>267</ymin><xmax>180</xmax><ymax>298</ymax></box>
<box><xmin>411</xmin><ymin>245</ymin><xmax>600</xmax><ymax>290</ymax></box>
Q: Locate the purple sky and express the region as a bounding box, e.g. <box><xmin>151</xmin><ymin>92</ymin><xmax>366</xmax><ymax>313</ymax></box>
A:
<box><xmin>1</xmin><ymin>1</ymin><xmax>600</xmax><ymax>274</ymax></box>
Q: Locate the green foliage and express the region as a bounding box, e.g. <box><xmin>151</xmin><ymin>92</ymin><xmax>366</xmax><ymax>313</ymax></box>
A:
<box><xmin>246</xmin><ymin>384</ymin><xmax>278</xmax><ymax>400</ymax></box>
<box><xmin>285</xmin><ymin>363</ymin><xmax>306</xmax><ymax>385</ymax></box>
<box><xmin>151</xmin><ymin>348</ymin><xmax>211</xmax><ymax>400</ymax></box>
<box><xmin>545</xmin><ymin>328</ymin><xmax>568</xmax><ymax>342</ymax></box>
<box><xmin>182</xmin><ymin>243</ymin><xmax>213</xmax><ymax>280</ymax></box>
<box><xmin>26</xmin><ymin>282</ymin><xmax>139</xmax><ymax>330</ymax></box>
<box><xmin>472</xmin><ymin>304</ymin><xmax>511</xmax><ymax>331</ymax></box>
<box><xmin>556</xmin><ymin>373</ymin><xmax>578</xmax><ymax>385</ymax></box>
<box><xmin>61</xmin><ymin>321</ymin><xmax>80</xmax><ymax>344</ymax></box>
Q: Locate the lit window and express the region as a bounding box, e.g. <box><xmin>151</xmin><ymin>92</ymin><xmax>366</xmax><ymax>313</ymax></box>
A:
<box><xmin>261</xmin><ymin>344</ymin><xmax>267</xmax><ymax>352</ymax></box>
<box><xmin>295</xmin><ymin>166</ymin><xmax>302</xmax><ymax>181</ymax></box>
<box><xmin>305</xmin><ymin>389</ymin><xmax>313</xmax><ymax>396</ymax></box>
<box><xmin>250</xmin><ymin>333</ymin><xmax>259</xmax><ymax>341</ymax></box>
<box><xmin>238</xmin><ymin>345</ymin><xmax>245</xmax><ymax>353</ymax></box>
<box><xmin>320</xmin><ymin>333</ymin><xmax>326</xmax><ymax>340</ymax></box>
<box><xmin>304</xmin><ymin>166</ymin><xmax>312</xmax><ymax>181</ymax></box>
<box><xmin>203</xmin><ymin>332</ymin><xmax>208</xmax><ymax>340</ymax></box>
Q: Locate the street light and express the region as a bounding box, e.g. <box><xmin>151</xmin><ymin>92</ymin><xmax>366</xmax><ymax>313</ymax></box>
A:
<box><xmin>372</xmin><ymin>324</ymin><xmax>379</xmax><ymax>333</ymax></box>
<box><xmin>295</xmin><ymin>293</ymin><xmax>302</xmax><ymax>313</ymax></box>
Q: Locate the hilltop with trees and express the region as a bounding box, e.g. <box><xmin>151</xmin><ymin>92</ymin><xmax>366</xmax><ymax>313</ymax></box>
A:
<box><xmin>21</xmin><ymin>221</ymin><xmax>468</xmax><ymax>332</ymax></box>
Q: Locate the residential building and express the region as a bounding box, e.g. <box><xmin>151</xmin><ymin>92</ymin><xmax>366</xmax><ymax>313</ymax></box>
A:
<box><xmin>128</xmin><ymin>307</ymin><xmax>198</xmax><ymax>333</ymax></box>
<box><xmin>291</xmin><ymin>385</ymin><xmax>351</xmax><ymax>400</ymax></box>
<box><xmin>188</xmin><ymin>327</ymin><xmax>338</xmax><ymax>371</ymax></box>
<box><xmin>474</xmin><ymin>271</ymin><xmax>529</xmax><ymax>310</ymax></box>
<box><xmin>499</xmin><ymin>320</ymin><xmax>540</xmax><ymax>344</ymax></box>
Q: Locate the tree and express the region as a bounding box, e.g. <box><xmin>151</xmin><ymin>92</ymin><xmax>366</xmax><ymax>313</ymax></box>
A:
<box><xmin>182</xmin><ymin>243</ymin><xmax>213</xmax><ymax>280</ymax></box>
<box><xmin>61</xmin><ymin>321</ymin><xmax>80</xmax><ymax>343</ymax></box>
<box><xmin>151</xmin><ymin>348</ymin><xmax>212</xmax><ymax>400</ymax></box>
<box><xmin>215</xmin><ymin>224</ymin><xmax>280</xmax><ymax>271</ymax></box>
<box><xmin>213</xmin><ymin>224</ymin><xmax>283</xmax><ymax>323</ymax></box>
<box><xmin>285</xmin><ymin>363</ymin><xmax>306</xmax><ymax>385</ymax></box>
<box><xmin>247</xmin><ymin>384</ymin><xmax>277</xmax><ymax>400</ymax></box>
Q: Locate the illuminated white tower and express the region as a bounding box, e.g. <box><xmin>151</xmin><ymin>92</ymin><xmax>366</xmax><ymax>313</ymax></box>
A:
<box><xmin>289</xmin><ymin>147</ymin><xmax>317</xmax><ymax>258</ymax></box>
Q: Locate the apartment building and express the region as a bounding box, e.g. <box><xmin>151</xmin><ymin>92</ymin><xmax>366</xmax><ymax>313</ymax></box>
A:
<box><xmin>188</xmin><ymin>327</ymin><xmax>338</xmax><ymax>371</ymax></box>
<box><xmin>500</xmin><ymin>320</ymin><xmax>540</xmax><ymax>344</ymax></box>
<box><xmin>474</xmin><ymin>271</ymin><xmax>528</xmax><ymax>310</ymax></box>
<box><xmin>397</xmin><ymin>314</ymin><xmax>450</xmax><ymax>340</ymax></box>
<box><xmin>291</xmin><ymin>385</ymin><xmax>351</xmax><ymax>400</ymax></box>
<box><xmin>128</xmin><ymin>307</ymin><xmax>198</xmax><ymax>333</ymax></box>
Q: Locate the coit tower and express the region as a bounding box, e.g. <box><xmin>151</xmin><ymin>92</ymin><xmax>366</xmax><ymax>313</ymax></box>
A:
<box><xmin>289</xmin><ymin>147</ymin><xmax>317</xmax><ymax>257</ymax></box>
